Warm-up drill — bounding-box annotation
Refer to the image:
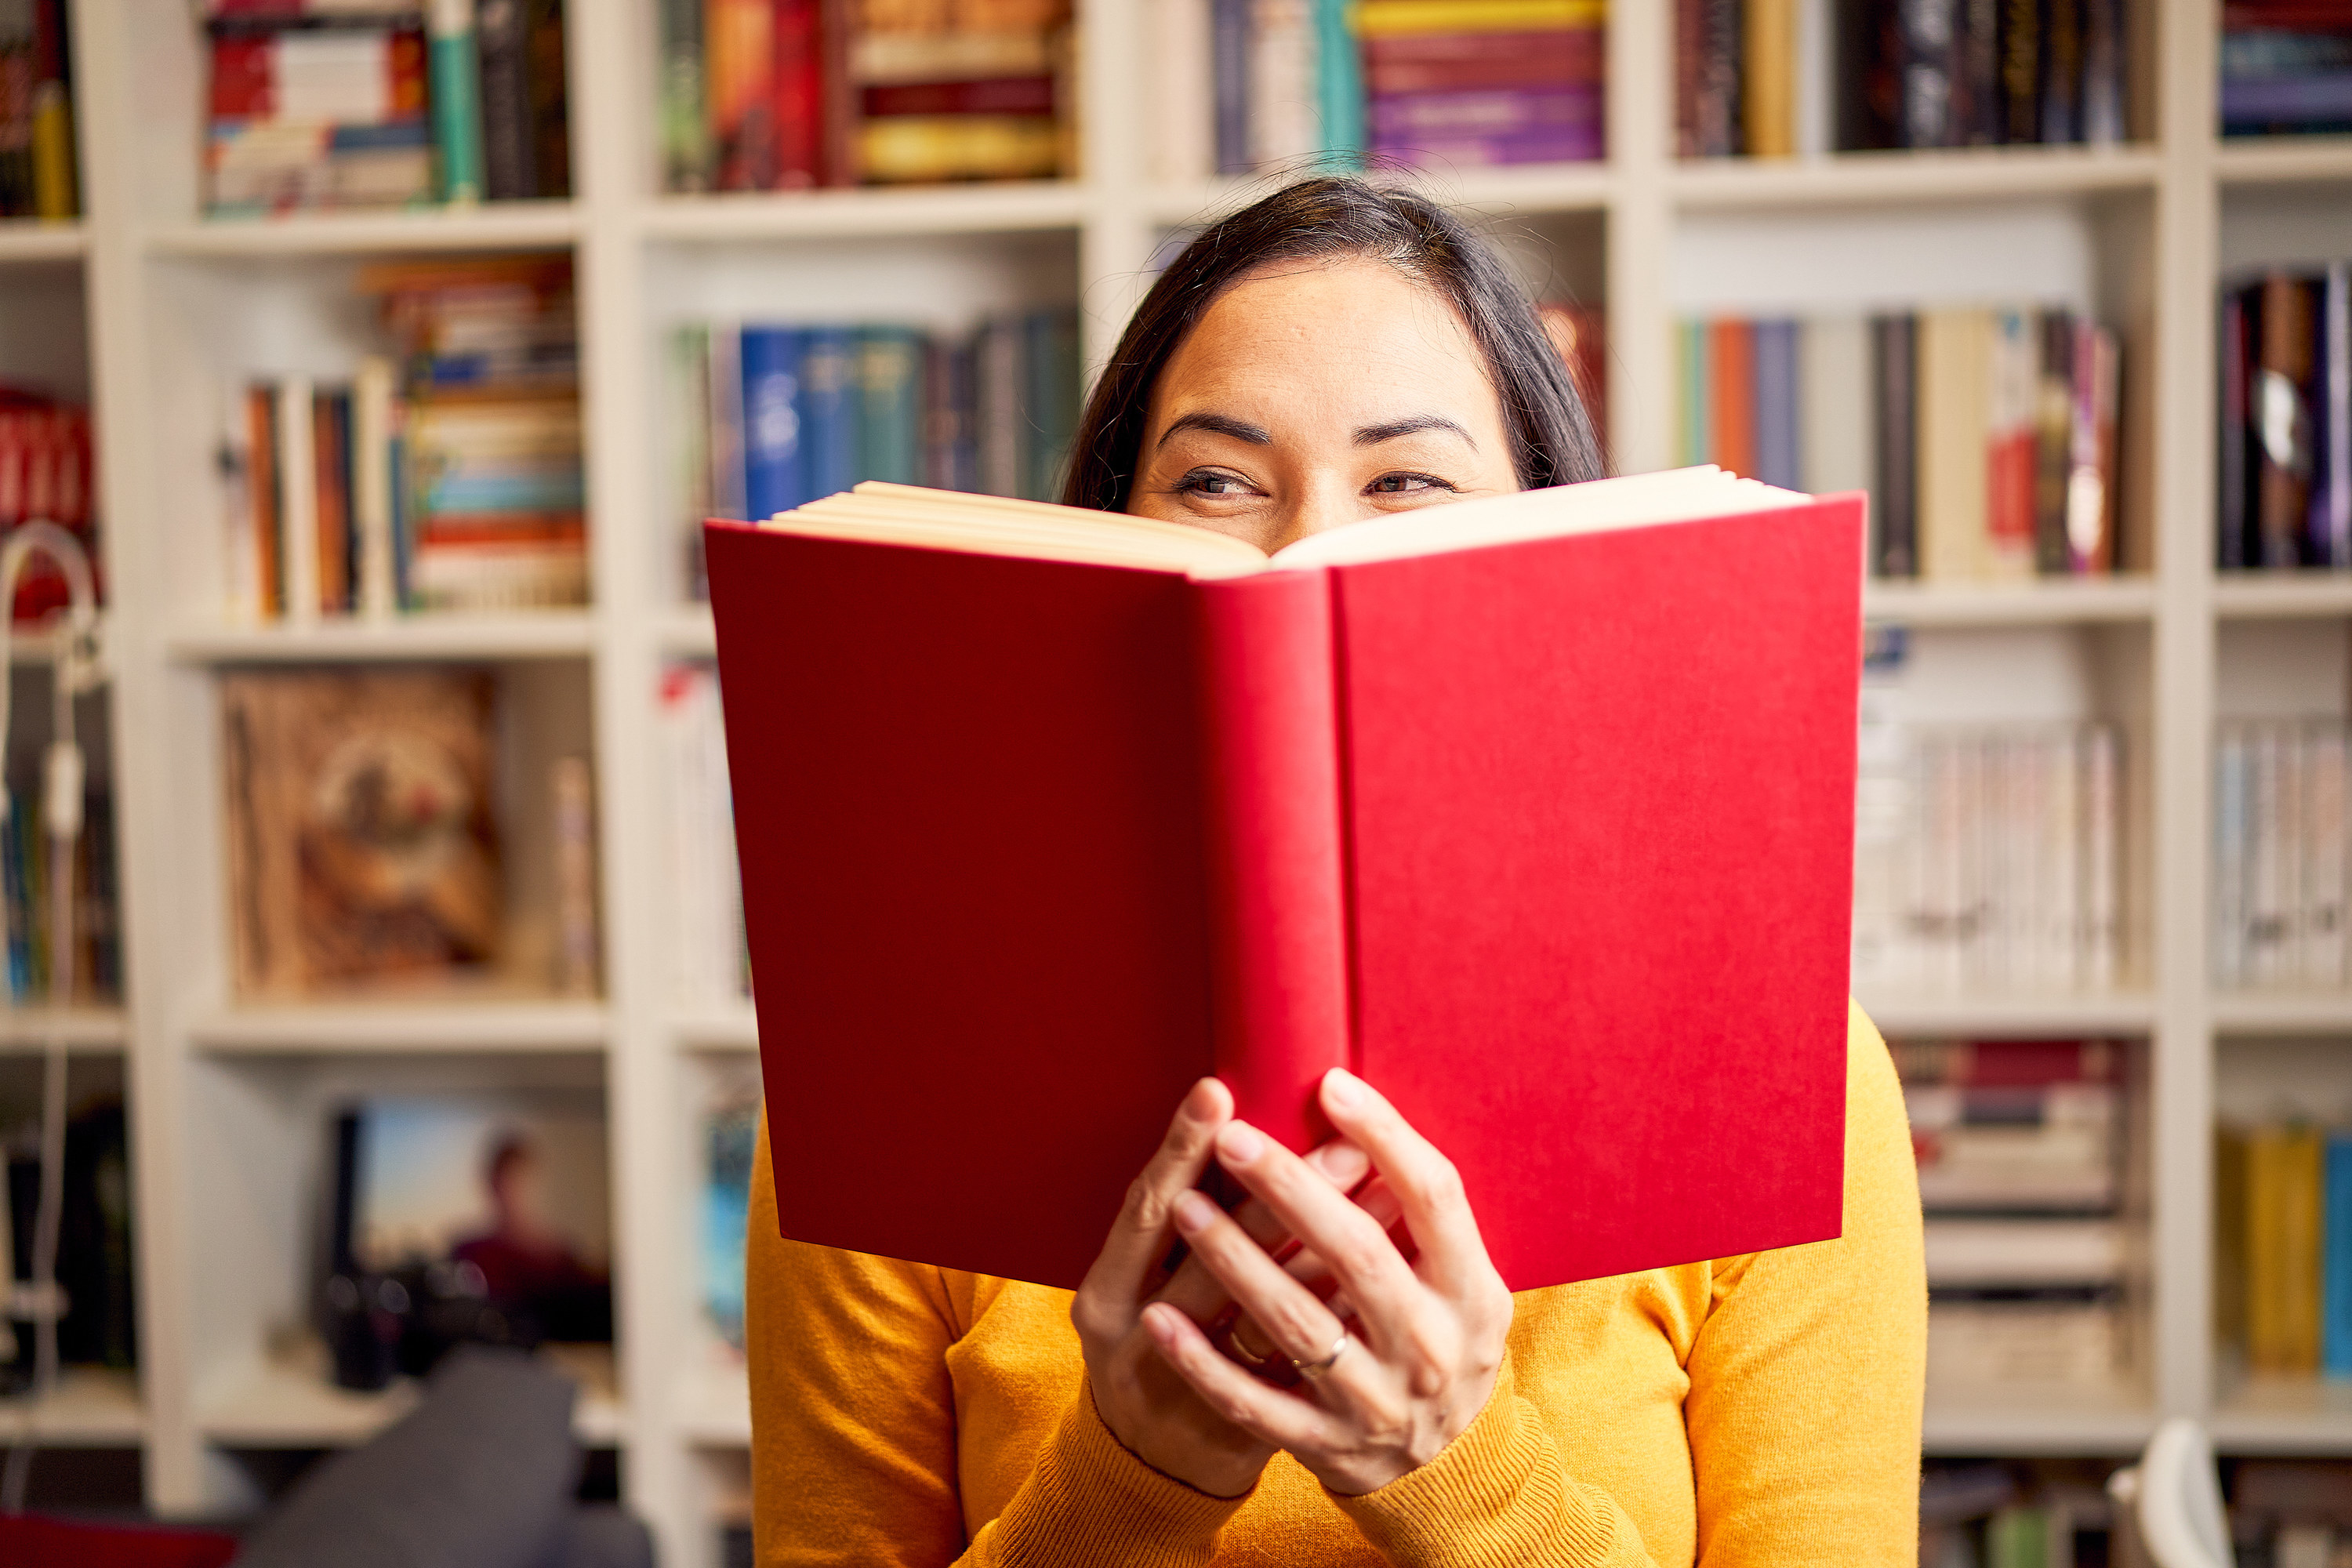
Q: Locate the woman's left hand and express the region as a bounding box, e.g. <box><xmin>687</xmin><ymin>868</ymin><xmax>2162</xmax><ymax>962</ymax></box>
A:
<box><xmin>1139</xmin><ymin>1066</ymin><xmax>1514</xmax><ymax>1497</ymax></box>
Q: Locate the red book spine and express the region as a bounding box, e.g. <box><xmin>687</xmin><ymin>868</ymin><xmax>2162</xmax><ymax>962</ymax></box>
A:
<box><xmin>862</xmin><ymin>75</ymin><xmax>1056</xmax><ymax>117</ymax></box>
<box><xmin>1710</xmin><ymin>318</ymin><xmax>1756</xmax><ymax>479</ymax></box>
<box><xmin>1196</xmin><ymin>571</ymin><xmax>1350</xmax><ymax>1155</ymax></box>
<box><xmin>773</xmin><ymin>0</ymin><xmax>822</xmax><ymax>187</ymax></box>
<box><xmin>816</xmin><ymin>0</ymin><xmax>857</xmax><ymax>187</ymax></box>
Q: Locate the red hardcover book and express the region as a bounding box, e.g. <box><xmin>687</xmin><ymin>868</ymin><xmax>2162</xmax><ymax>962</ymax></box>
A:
<box><xmin>708</xmin><ymin>473</ymin><xmax>1861</xmax><ymax>1293</ymax></box>
<box><xmin>773</xmin><ymin>0</ymin><xmax>822</xmax><ymax>186</ymax></box>
<box><xmin>1363</xmin><ymin>27</ymin><xmax>1602</xmax><ymax>93</ymax></box>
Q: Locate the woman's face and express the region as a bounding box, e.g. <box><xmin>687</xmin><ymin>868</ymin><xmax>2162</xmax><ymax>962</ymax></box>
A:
<box><xmin>1125</xmin><ymin>257</ymin><xmax>1523</xmax><ymax>554</ymax></box>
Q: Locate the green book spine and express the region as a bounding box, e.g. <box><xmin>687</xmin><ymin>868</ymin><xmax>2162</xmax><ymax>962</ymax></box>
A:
<box><xmin>658</xmin><ymin>0</ymin><xmax>710</xmax><ymax>191</ymax></box>
<box><xmin>430</xmin><ymin>0</ymin><xmax>488</xmax><ymax>202</ymax></box>
<box><xmin>1022</xmin><ymin>310</ymin><xmax>1081</xmax><ymax>503</ymax></box>
<box><xmin>856</xmin><ymin>327</ymin><xmax>924</xmax><ymax>486</ymax></box>
<box><xmin>1314</xmin><ymin>0</ymin><xmax>1363</xmax><ymax>165</ymax></box>
<box><xmin>1679</xmin><ymin>320</ymin><xmax>1710</xmax><ymax>466</ymax></box>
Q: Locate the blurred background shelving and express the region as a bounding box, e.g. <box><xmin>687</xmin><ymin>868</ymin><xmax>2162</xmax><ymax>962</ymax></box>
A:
<box><xmin>5</xmin><ymin>0</ymin><xmax>2352</xmax><ymax>1562</ymax></box>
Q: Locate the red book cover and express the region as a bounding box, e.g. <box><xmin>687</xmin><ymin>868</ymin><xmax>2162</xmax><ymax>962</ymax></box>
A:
<box><xmin>707</xmin><ymin>483</ymin><xmax>1861</xmax><ymax>1292</ymax></box>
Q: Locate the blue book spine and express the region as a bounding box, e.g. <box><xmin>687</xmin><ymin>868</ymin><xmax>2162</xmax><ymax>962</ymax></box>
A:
<box><xmin>2327</xmin><ymin>1133</ymin><xmax>2352</xmax><ymax>1377</ymax></box>
<box><xmin>1313</xmin><ymin>0</ymin><xmax>1363</xmax><ymax>165</ymax></box>
<box><xmin>1753</xmin><ymin>318</ymin><xmax>1802</xmax><ymax>491</ymax></box>
<box><xmin>739</xmin><ymin>326</ymin><xmax>806</xmax><ymax>521</ymax></box>
<box><xmin>800</xmin><ymin>327</ymin><xmax>858</xmax><ymax>499</ymax></box>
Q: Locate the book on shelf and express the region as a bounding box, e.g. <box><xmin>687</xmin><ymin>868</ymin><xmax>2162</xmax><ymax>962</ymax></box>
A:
<box><xmin>0</xmin><ymin>387</ymin><xmax>101</xmax><ymax>622</ymax></box>
<box><xmin>2218</xmin><ymin>266</ymin><xmax>2350</xmax><ymax>572</ymax></box>
<box><xmin>2216</xmin><ymin>1120</ymin><xmax>2352</xmax><ymax>1377</ymax></box>
<box><xmin>673</xmin><ymin>309</ymin><xmax>1077</xmax><ymax>595</ymax></box>
<box><xmin>2214</xmin><ymin>720</ymin><xmax>2350</xmax><ymax>992</ymax></box>
<box><xmin>706</xmin><ymin>467</ymin><xmax>1862</xmax><ymax>1293</ymax></box>
<box><xmin>201</xmin><ymin>0</ymin><xmax>568</xmax><ymax>216</ymax></box>
<box><xmin>664</xmin><ymin>0</ymin><xmax>1073</xmax><ymax>191</ymax></box>
<box><xmin>221</xmin><ymin>667</ymin><xmax>503</xmax><ymax>998</ymax></box>
<box><xmin>1154</xmin><ymin>0</ymin><xmax>1601</xmax><ymax>179</ymax></box>
<box><xmin>698</xmin><ymin>1056</ymin><xmax>760</xmax><ymax>1355</ymax></box>
<box><xmin>2</xmin><ymin>1096</ymin><xmax>134</xmax><ymax>1392</ymax></box>
<box><xmin>1852</xmin><ymin>632</ymin><xmax>2122</xmax><ymax>998</ymax></box>
<box><xmin>0</xmin><ymin>0</ymin><xmax>78</xmax><ymax>219</ymax></box>
<box><xmin>2221</xmin><ymin>4</ymin><xmax>2352</xmax><ymax>137</ymax></box>
<box><xmin>0</xmin><ymin>779</ymin><xmax>120</xmax><ymax>1007</ymax></box>
<box><xmin>1897</xmin><ymin>1036</ymin><xmax>2132</xmax><ymax>1398</ymax></box>
<box><xmin>1686</xmin><ymin>307</ymin><xmax>2118</xmax><ymax>583</ymax></box>
<box><xmin>659</xmin><ymin>662</ymin><xmax>748</xmax><ymax>1009</ymax></box>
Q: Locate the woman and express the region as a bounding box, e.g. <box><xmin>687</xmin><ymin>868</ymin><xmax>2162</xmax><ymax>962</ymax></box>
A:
<box><xmin>747</xmin><ymin>177</ymin><xmax>1926</xmax><ymax>1565</ymax></box>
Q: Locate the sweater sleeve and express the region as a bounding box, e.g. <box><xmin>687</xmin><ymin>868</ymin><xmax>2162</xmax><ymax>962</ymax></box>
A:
<box><xmin>746</xmin><ymin>1112</ymin><xmax>1254</xmax><ymax>1568</ymax></box>
<box><xmin>1681</xmin><ymin>1001</ymin><xmax>1927</xmax><ymax>1566</ymax></box>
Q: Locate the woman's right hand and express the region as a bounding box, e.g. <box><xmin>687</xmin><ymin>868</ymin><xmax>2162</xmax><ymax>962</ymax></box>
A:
<box><xmin>1071</xmin><ymin>1076</ymin><xmax>1369</xmax><ymax>1498</ymax></box>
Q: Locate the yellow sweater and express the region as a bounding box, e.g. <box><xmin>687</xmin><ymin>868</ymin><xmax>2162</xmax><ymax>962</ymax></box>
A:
<box><xmin>748</xmin><ymin>1001</ymin><xmax>1924</xmax><ymax>1566</ymax></box>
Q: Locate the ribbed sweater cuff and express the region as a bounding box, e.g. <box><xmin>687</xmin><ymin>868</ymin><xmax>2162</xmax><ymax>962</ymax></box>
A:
<box><xmin>1330</xmin><ymin>1360</ymin><xmax>1618</xmax><ymax>1567</ymax></box>
<box><xmin>983</xmin><ymin>1382</ymin><xmax>1249</xmax><ymax>1566</ymax></box>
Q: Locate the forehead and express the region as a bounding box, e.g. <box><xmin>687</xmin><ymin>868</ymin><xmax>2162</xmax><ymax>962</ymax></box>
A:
<box><xmin>1153</xmin><ymin>256</ymin><xmax>1494</xmax><ymax>408</ymax></box>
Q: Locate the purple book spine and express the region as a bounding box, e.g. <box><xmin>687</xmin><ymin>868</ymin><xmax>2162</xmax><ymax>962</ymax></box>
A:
<box><xmin>1367</xmin><ymin>86</ymin><xmax>1600</xmax><ymax>136</ymax></box>
<box><xmin>1370</xmin><ymin>124</ymin><xmax>1604</xmax><ymax>166</ymax></box>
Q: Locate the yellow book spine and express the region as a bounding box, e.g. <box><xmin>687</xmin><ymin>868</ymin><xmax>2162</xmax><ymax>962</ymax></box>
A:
<box><xmin>31</xmin><ymin>82</ymin><xmax>78</xmax><ymax>221</ymax></box>
<box><xmin>2246</xmin><ymin>1127</ymin><xmax>2325</xmax><ymax>1373</ymax></box>
<box><xmin>1918</xmin><ymin>308</ymin><xmax>1991</xmax><ymax>583</ymax></box>
<box><xmin>1743</xmin><ymin>0</ymin><xmax>1795</xmax><ymax>159</ymax></box>
<box><xmin>1354</xmin><ymin>0</ymin><xmax>1606</xmax><ymax>38</ymax></box>
<box><xmin>858</xmin><ymin>117</ymin><xmax>1064</xmax><ymax>183</ymax></box>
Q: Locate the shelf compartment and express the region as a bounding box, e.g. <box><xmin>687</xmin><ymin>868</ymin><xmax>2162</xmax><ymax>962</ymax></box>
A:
<box><xmin>0</xmin><ymin>220</ymin><xmax>88</xmax><ymax>263</ymax></box>
<box><xmin>0</xmin><ymin>1367</ymin><xmax>147</xmax><ymax>1446</ymax></box>
<box><xmin>2216</xmin><ymin>136</ymin><xmax>2352</xmax><ymax>185</ymax></box>
<box><xmin>2215</xmin><ymin>574</ymin><xmax>2352</xmax><ymax>619</ymax></box>
<box><xmin>1671</xmin><ymin>146</ymin><xmax>2164</xmax><ymax>210</ymax></box>
<box><xmin>145</xmin><ymin>203</ymin><xmax>583</xmax><ymax>259</ymax></box>
<box><xmin>167</xmin><ymin>614</ymin><xmax>597</xmax><ymax>664</ymax></box>
<box><xmin>2209</xmin><ymin>1375</ymin><xmax>2352</xmax><ymax>1455</ymax></box>
<box><xmin>1857</xmin><ymin>993</ymin><xmax>2158</xmax><ymax>1037</ymax></box>
<box><xmin>1920</xmin><ymin>1390</ymin><xmax>2154</xmax><ymax>1457</ymax></box>
<box><xmin>672</xmin><ymin>1007</ymin><xmax>757</xmax><ymax>1051</ymax></box>
<box><xmin>0</xmin><ymin>1007</ymin><xmax>130</xmax><ymax>1051</ymax></box>
<box><xmin>641</xmin><ymin>183</ymin><xmax>1088</xmax><ymax>241</ymax></box>
<box><xmin>194</xmin><ymin>1349</ymin><xmax>622</xmax><ymax>1447</ymax></box>
<box><xmin>187</xmin><ymin>998</ymin><xmax>608</xmax><ymax>1054</ymax></box>
<box><xmin>1864</xmin><ymin>578</ymin><xmax>2159</xmax><ymax>627</ymax></box>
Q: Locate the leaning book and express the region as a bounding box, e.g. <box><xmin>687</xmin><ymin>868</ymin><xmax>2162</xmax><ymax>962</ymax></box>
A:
<box><xmin>707</xmin><ymin>469</ymin><xmax>1864</xmax><ymax>1293</ymax></box>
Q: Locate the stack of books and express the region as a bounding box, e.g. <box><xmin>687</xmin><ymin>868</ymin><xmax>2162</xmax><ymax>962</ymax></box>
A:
<box><xmin>1900</xmin><ymin>1039</ymin><xmax>2130</xmax><ymax>1398</ymax></box>
<box><xmin>0</xmin><ymin>0</ymin><xmax>77</xmax><ymax>219</ymax></box>
<box><xmin>659</xmin><ymin>662</ymin><xmax>749</xmax><ymax>1011</ymax></box>
<box><xmin>1681</xmin><ymin>308</ymin><xmax>2119</xmax><ymax>581</ymax></box>
<box><xmin>2214</xmin><ymin>721</ymin><xmax>2350</xmax><ymax>992</ymax></box>
<box><xmin>1854</xmin><ymin>637</ymin><xmax>2122</xmax><ymax>997</ymax></box>
<box><xmin>2217</xmin><ymin>1120</ymin><xmax>2352</xmax><ymax>1379</ymax></box>
<box><xmin>1679</xmin><ymin>0</ymin><xmax>2125</xmax><ymax>157</ymax></box>
<box><xmin>204</xmin><ymin>0</ymin><xmax>570</xmax><ymax>216</ymax></box>
<box><xmin>2219</xmin><ymin>267</ymin><xmax>2350</xmax><ymax>571</ymax></box>
<box><xmin>0</xmin><ymin>388</ymin><xmax>100</xmax><ymax>621</ymax></box>
<box><xmin>670</xmin><ymin>310</ymin><xmax>1079</xmax><ymax>589</ymax></box>
<box><xmin>1359</xmin><ymin>0</ymin><xmax>1602</xmax><ymax>170</ymax></box>
<box><xmin>0</xmin><ymin>782</ymin><xmax>120</xmax><ymax>1006</ymax></box>
<box><xmin>365</xmin><ymin>256</ymin><xmax>585</xmax><ymax>611</ymax></box>
<box><xmin>2228</xmin><ymin>1462</ymin><xmax>2352</xmax><ymax>1566</ymax></box>
<box><xmin>660</xmin><ymin>0</ymin><xmax>1073</xmax><ymax>191</ymax></box>
<box><xmin>2222</xmin><ymin>2</ymin><xmax>2352</xmax><ymax>137</ymax></box>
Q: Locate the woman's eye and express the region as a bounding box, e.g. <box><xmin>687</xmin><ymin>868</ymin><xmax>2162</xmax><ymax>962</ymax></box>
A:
<box><xmin>1176</xmin><ymin>470</ymin><xmax>1254</xmax><ymax>497</ymax></box>
<box><xmin>1367</xmin><ymin>473</ymin><xmax>1454</xmax><ymax>495</ymax></box>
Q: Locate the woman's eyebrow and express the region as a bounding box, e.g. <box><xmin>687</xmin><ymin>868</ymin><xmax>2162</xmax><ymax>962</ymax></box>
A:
<box><xmin>1354</xmin><ymin>415</ymin><xmax>1476</xmax><ymax>448</ymax></box>
<box><xmin>1156</xmin><ymin>412</ymin><xmax>1271</xmax><ymax>448</ymax></box>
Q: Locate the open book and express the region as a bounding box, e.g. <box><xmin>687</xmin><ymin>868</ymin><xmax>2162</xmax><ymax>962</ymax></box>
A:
<box><xmin>707</xmin><ymin>469</ymin><xmax>1864</xmax><ymax>1293</ymax></box>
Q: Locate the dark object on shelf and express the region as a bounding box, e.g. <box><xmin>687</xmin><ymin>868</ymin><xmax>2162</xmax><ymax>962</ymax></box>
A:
<box><xmin>1828</xmin><ymin>0</ymin><xmax>2125</xmax><ymax>151</ymax></box>
<box><xmin>2218</xmin><ymin>266</ymin><xmax>2352</xmax><ymax>572</ymax></box>
<box><xmin>230</xmin><ymin>1345</ymin><xmax>650</xmax><ymax>1568</ymax></box>
<box><xmin>2221</xmin><ymin>3</ymin><xmax>2352</xmax><ymax>136</ymax></box>
<box><xmin>2</xmin><ymin>1096</ymin><xmax>136</xmax><ymax>1392</ymax></box>
<box><xmin>1870</xmin><ymin>314</ymin><xmax>1918</xmax><ymax>578</ymax></box>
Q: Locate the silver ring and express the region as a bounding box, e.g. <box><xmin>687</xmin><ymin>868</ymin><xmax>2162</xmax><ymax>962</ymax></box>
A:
<box><xmin>1290</xmin><ymin>1330</ymin><xmax>1351</xmax><ymax>1380</ymax></box>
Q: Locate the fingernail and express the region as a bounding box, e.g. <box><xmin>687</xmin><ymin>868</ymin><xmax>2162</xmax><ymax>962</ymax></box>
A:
<box><xmin>1218</xmin><ymin>1122</ymin><xmax>1265</xmax><ymax>1164</ymax></box>
<box><xmin>1323</xmin><ymin>1069</ymin><xmax>1364</xmax><ymax>1109</ymax></box>
<box><xmin>1312</xmin><ymin>1140</ymin><xmax>1369</xmax><ymax>1188</ymax></box>
<box><xmin>1184</xmin><ymin>1077</ymin><xmax>1221</xmax><ymax>1120</ymax></box>
<box><xmin>1173</xmin><ymin>1190</ymin><xmax>1216</xmax><ymax>1234</ymax></box>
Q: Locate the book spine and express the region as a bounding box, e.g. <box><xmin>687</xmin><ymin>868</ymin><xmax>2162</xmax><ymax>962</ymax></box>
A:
<box><xmin>1896</xmin><ymin>0</ymin><xmax>1958</xmax><ymax>146</ymax></box>
<box><xmin>1794</xmin><ymin>0</ymin><xmax>1832</xmax><ymax>156</ymax></box>
<box><xmin>553</xmin><ymin>754</ymin><xmax>597</xmax><ymax>994</ymax></box>
<box><xmin>525</xmin><ymin>0</ymin><xmax>568</xmax><ymax>194</ymax></box>
<box><xmin>2327</xmin><ymin>1133</ymin><xmax>2352</xmax><ymax>1378</ymax></box>
<box><xmin>1149</xmin><ymin>0</ymin><xmax>1214</xmax><ymax>180</ymax></box>
<box><xmin>1249</xmin><ymin>0</ymin><xmax>1314</xmax><ymax>168</ymax></box>
<box><xmin>477</xmin><ymin>0</ymin><xmax>532</xmax><ymax>198</ymax></box>
<box><xmin>1313</xmin><ymin>0</ymin><xmax>1363</xmax><ymax>162</ymax></box>
<box><xmin>2068</xmin><ymin>318</ymin><xmax>2118</xmax><ymax>574</ymax></box>
<box><xmin>800</xmin><ymin>326</ymin><xmax>856</xmax><ymax>497</ymax></box>
<box><xmin>2039</xmin><ymin>0</ymin><xmax>2081</xmax><ymax>143</ymax></box>
<box><xmin>1873</xmin><ymin>312</ymin><xmax>1918</xmax><ymax>578</ymax></box>
<box><xmin>278</xmin><ymin>379</ymin><xmax>321</xmax><ymax>626</ymax></box>
<box><xmin>739</xmin><ymin>325</ymin><xmax>804</xmax><ymax>519</ymax></box>
<box><xmin>2304</xmin><ymin>720</ymin><xmax>2346</xmax><ymax>989</ymax></box>
<box><xmin>1023</xmin><ymin>309</ymin><xmax>1080</xmax><ymax>503</ymax></box>
<box><xmin>2041</xmin><ymin>727</ymin><xmax>2078</xmax><ymax>993</ymax></box>
<box><xmin>1744</xmin><ymin>0</ymin><xmax>1795</xmax><ymax>157</ymax></box>
<box><xmin>2252</xmin><ymin>723</ymin><xmax>2285</xmax><ymax>986</ymax></box>
<box><xmin>976</xmin><ymin>316</ymin><xmax>1022</xmax><ymax>498</ymax></box>
<box><xmin>706</xmin><ymin>322</ymin><xmax>746</xmax><ymax>520</ymax></box>
<box><xmin>219</xmin><ymin>386</ymin><xmax>259</xmax><ymax>624</ymax></box>
<box><xmin>1752</xmin><ymin>318</ymin><xmax>1801</xmax><ymax>489</ymax></box>
<box><xmin>1696</xmin><ymin>0</ymin><xmax>1740</xmax><ymax>154</ymax></box>
<box><xmin>855</xmin><ymin>326</ymin><xmax>921</xmax><ymax>486</ymax></box>
<box><xmin>2078</xmin><ymin>0</ymin><xmax>2122</xmax><ymax>144</ymax></box>
<box><xmin>1196</xmin><ymin>571</ymin><xmax>1351</xmax><ymax>1153</ymax></box>
<box><xmin>1984</xmin><ymin>307</ymin><xmax>2037</xmax><ymax>578</ymax></box>
<box><xmin>1212</xmin><ymin>0</ymin><xmax>1253</xmax><ymax>172</ymax></box>
<box><xmin>314</xmin><ymin>387</ymin><xmax>353</xmax><ymax>614</ymax></box>
<box><xmin>660</xmin><ymin>0</ymin><xmax>710</xmax><ymax>189</ymax></box>
<box><xmin>1919</xmin><ymin>307</ymin><xmax>1990</xmax><ymax>582</ymax></box>
<box><xmin>1675</xmin><ymin>0</ymin><xmax>1701</xmax><ymax>157</ymax></box>
<box><xmin>2082</xmin><ymin>722</ymin><xmax>2117</xmax><ymax>990</ymax></box>
<box><xmin>428</xmin><ymin>0</ymin><xmax>487</xmax><ymax>201</ymax></box>
<box><xmin>709</xmin><ymin>0</ymin><xmax>777</xmax><ymax>189</ymax></box>
<box><xmin>1956</xmin><ymin>0</ymin><xmax>1996</xmax><ymax>144</ymax></box>
<box><xmin>2329</xmin><ymin>263</ymin><xmax>2350</xmax><ymax>568</ymax></box>
<box><xmin>1999</xmin><ymin>0</ymin><xmax>2038</xmax><ymax>143</ymax></box>
<box><xmin>775</xmin><ymin>0</ymin><xmax>821</xmax><ymax>187</ymax></box>
<box><xmin>816</xmin><ymin>0</ymin><xmax>855</xmax><ymax>187</ymax></box>
<box><xmin>1709</xmin><ymin>318</ymin><xmax>1755</xmax><ymax>479</ymax></box>
<box><xmin>2216</xmin><ymin>724</ymin><xmax>2249</xmax><ymax>989</ymax></box>
<box><xmin>354</xmin><ymin>358</ymin><xmax>397</xmax><ymax>620</ymax></box>
<box><xmin>2033</xmin><ymin>309</ymin><xmax>2074</xmax><ymax>575</ymax></box>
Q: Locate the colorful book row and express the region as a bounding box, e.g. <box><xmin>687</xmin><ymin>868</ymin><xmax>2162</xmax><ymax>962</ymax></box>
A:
<box><xmin>1680</xmin><ymin>308</ymin><xmax>2119</xmax><ymax>583</ymax></box>
<box><xmin>2216</xmin><ymin>1120</ymin><xmax>2352</xmax><ymax>1378</ymax></box>
<box><xmin>2214</xmin><ymin>720</ymin><xmax>2352</xmax><ymax>992</ymax></box>
<box><xmin>0</xmin><ymin>0</ymin><xmax>78</xmax><ymax>219</ymax></box>
<box><xmin>203</xmin><ymin>0</ymin><xmax>570</xmax><ymax>216</ymax></box>
<box><xmin>2222</xmin><ymin>3</ymin><xmax>2352</xmax><ymax>136</ymax></box>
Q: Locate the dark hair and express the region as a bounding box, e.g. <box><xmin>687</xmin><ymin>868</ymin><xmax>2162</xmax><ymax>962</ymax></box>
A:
<box><xmin>1060</xmin><ymin>176</ymin><xmax>1605</xmax><ymax>513</ymax></box>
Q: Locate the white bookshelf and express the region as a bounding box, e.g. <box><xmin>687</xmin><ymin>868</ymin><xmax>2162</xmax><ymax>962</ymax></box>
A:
<box><xmin>0</xmin><ymin>0</ymin><xmax>2341</xmax><ymax>1559</ymax></box>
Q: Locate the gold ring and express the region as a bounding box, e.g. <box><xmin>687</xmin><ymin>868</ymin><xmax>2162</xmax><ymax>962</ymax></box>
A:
<box><xmin>1290</xmin><ymin>1330</ymin><xmax>1351</xmax><ymax>1380</ymax></box>
<box><xmin>1221</xmin><ymin>1319</ymin><xmax>1279</xmax><ymax>1372</ymax></box>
